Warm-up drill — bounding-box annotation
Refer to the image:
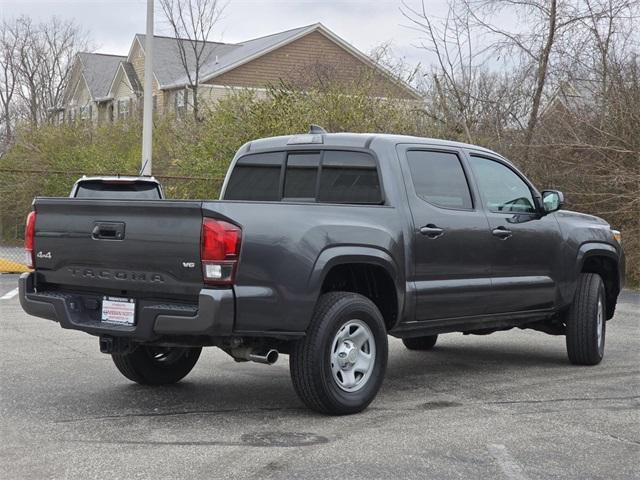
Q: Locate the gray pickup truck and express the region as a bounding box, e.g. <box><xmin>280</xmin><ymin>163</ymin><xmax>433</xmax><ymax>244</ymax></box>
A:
<box><xmin>19</xmin><ymin>131</ymin><xmax>625</xmax><ymax>414</ymax></box>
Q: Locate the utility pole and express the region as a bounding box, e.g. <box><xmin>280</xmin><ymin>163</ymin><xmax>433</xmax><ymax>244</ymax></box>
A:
<box><xmin>140</xmin><ymin>0</ymin><xmax>154</xmax><ymax>175</ymax></box>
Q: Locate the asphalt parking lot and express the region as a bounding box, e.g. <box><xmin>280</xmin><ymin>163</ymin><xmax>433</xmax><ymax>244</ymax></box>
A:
<box><xmin>1</xmin><ymin>273</ymin><xmax>638</xmax><ymax>480</ymax></box>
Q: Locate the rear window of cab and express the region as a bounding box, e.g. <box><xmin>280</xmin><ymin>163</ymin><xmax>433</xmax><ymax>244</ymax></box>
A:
<box><xmin>223</xmin><ymin>150</ymin><xmax>383</xmax><ymax>204</ymax></box>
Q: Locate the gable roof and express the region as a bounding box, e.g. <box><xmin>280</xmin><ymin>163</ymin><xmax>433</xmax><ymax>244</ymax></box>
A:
<box><xmin>131</xmin><ymin>33</ymin><xmax>238</xmax><ymax>88</ymax></box>
<box><xmin>77</xmin><ymin>52</ymin><xmax>126</xmax><ymax>99</ymax></box>
<box><xmin>104</xmin><ymin>61</ymin><xmax>143</xmax><ymax>101</ymax></box>
<box><xmin>132</xmin><ymin>24</ymin><xmax>421</xmax><ymax>99</ymax></box>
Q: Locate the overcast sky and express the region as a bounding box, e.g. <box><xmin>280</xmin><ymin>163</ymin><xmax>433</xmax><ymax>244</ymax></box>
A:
<box><xmin>2</xmin><ymin>0</ymin><xmax>465</xmax><ymax>67</ymax></box>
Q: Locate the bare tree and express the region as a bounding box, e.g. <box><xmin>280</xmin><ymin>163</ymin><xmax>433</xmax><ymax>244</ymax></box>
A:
<box><xmin>38</xmin><ymin>17</ymin><xmax>88</xmax><ymax>122</ymax></box>
<box><xmin>3</xmin><ymin>15</ymin><xmax>88</xmax><ymax>128</ymax></box>
<box><xmin>12</xmin><ymin>16</ymin><xmax>41</xmax><ymax>126</ymax></box>
<box><xmin>401</xmin><ymin>1</ymin><xmax>530</xmax><ymax>144</ymax></box>
<box><xmin>159</xmin><ymin>0</ymin><xmax>225</xmax><ymax>121</ymax></box>
<box><xmin>401</xmin><ymin>1</ymin><xmax>482</xmax><ymax>142</ymax></box>
<box><xmin>0</xmin><ymin>21</ymin><xmax>19</xmax><ymax>144</ymax></box>
<box><xmin>578</xmin><ymin>0</ymin><xmax>638</xmax><ymax>122</ymax></box>
<box><xmin>461</xmin><ymin>0</ymin><xmax>621</xmax><ymax>160</ymax></box>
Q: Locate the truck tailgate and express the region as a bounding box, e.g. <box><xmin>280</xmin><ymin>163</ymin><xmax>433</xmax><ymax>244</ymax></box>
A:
<box><xmin>33</xmin><ymin>198</ymin><xmax>204</xmax><ymax>298</ymax></box>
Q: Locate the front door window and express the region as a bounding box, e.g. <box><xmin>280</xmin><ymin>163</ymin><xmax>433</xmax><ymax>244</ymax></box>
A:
<box><xmin>468</xmin><ymin>156</ymin><xmax>536</xmax><ymax>214</ymax></box>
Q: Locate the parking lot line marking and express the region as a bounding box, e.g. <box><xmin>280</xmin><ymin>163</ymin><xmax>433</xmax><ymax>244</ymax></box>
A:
<box><xmin>1</xmin><ymin>288</ymin><xmax>18</xmax><ymax>300</ymax></box>
<box><xmin>488</xmin><ymin>444</ymin><xmax>529</xmax><ymax>480</ymax></box>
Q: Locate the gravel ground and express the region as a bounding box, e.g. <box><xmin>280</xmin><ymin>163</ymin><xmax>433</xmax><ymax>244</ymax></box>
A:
<box><xmin>1</xmin><ymin>275</ymin><xmax>638</xmax><ymax>480</ymax></box>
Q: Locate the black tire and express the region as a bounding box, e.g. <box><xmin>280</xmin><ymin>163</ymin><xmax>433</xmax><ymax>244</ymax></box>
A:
<box><xmin>112</xmin><ymin>346</ymin><xmax>202</xmax><ymax>385</ymax></box>
<box><xmin>290</xmin><ymin>292</ymin><xmax>388</xmax><ymax>415</ymax></box>
<box><xmin>402</xmin><ymin>335</ymin><xmax>438</xmax><ymax>351</ymax></box>
<box><xmin>566</xmin><ymin>273</ymin><xmax>606</xmax><ymax>366</ymax></box>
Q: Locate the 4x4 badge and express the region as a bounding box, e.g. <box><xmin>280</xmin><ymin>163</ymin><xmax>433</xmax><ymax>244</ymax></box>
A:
<box><xmin>37</xmin><ymin>251</ymin><xmax>52</xmax><ymax>259</ymax></box>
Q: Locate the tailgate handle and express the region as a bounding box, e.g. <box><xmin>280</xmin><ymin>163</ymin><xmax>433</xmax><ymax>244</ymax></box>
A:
<box><xmin>92</xmin><ymin>222</ymin><xmax>125</xmax><ymax>240</ymax></box>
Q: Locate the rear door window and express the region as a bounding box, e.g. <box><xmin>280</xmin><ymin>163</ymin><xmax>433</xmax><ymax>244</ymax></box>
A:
<box><xmin>406</xmin><ymin>150</ymin><xmax>473</xmax><ymax>209</ymax></box>
<box><xmin>224</xmin><ymin>152</ymin><xmax>284</xmax><ymax>201</ymax></box>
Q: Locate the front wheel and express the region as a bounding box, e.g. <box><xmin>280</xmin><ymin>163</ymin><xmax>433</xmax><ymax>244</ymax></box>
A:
<box><xmin>112</xmin><ymin>346</ymin><xmax>202</xmax><ymax>385</ymax></box>
<box><xmin>290</xmin><ymin>292</ymin><xmax>388</xmax><ymax>415</ymax></box>
<box><xmin>566</xmin><ymin>273</ymin><xmax>606</xmax><ymax>365</ymax></box>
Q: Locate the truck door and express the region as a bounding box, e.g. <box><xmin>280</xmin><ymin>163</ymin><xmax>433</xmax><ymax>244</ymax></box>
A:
<box><xmin>465</xmin><ymin>154</ymin><xmax>562</xmax><ymax>313</ymax></box>
<box><xmin>398</xmin><ymin>146</ymin><xmax>494</xmax><ymax>321</ymax></box>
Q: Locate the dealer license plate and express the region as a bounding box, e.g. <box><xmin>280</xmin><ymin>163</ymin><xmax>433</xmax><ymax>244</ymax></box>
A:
<box><xmin>101</xmin><ymin>296</ymin><xmax>136</xmax><ymax>325</ymax></box>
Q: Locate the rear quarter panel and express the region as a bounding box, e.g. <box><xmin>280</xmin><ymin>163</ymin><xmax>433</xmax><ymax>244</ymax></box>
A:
<box><xmin>204</xmin><ymin>201</ymin><xmax>406</xmax><ymax>334</ymax></box>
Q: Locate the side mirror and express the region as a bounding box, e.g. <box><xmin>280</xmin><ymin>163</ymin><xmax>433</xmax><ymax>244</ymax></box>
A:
<box><xmin>541</xmin><ymin>190</ymin><xmax>564</xmax><ymax>214</ymax></box>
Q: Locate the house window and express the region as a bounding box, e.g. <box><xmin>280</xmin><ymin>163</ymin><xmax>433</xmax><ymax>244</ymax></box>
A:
<box><xmin>175</xmin><ymin>89</ymin><xmax>188</xmax><ymax>116</ymax></box>
<box><xmin>79</xmin><ymin>105</ymin><xmax>92</xmax><ymax>121</ymax></box>
<box><xmin>118</xmin><ymin>98</ymin><xmax>130</xmax><ymax>119</ymax></box>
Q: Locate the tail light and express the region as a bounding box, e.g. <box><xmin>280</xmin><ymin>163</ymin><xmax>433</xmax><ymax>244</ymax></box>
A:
<box><xmin>201</xmin><ymin>217</ymin><xmax>241</xmax><ymax>285</ymax></box>
<box><xmin>24</xmin><ymin>211</ymin><xmax>36</xmax><ymax>269</ymax></box>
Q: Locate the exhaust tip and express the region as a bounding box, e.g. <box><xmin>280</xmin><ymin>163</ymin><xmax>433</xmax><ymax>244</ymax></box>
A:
<box><xmin>264</xmin><ymin>349</ymin><xmax>279</xmax><ymax>365</ymax></box>
<box><xmin>246</xmin><ymin>348</ymin><xmax>279</xmax><ymax>365</ymax></box>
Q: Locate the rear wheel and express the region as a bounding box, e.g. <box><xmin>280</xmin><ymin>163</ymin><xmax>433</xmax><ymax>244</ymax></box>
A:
<box><xmin>290</xmin><ymin>292</ymin><xmax>388</xmax><ymax>415</ymax></box>
<box><xmin>112</xmin><ymin>346</ymin><xmax>202</xmax><ymax>385</ymax></box>
<box><xmin>402</xmin><ymin>335</ymin><xmax>438</xmax><ymax>351</ymax></box>
<box><xmin>566</xmin><ymin>273</ymin><xmax>606</xmax><ymax>365</ymax></box>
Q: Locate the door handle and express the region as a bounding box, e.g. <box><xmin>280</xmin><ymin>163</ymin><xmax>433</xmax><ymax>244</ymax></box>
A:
<box><xmin>420</xmin><ymin>224</ymin><xmax>445</xmax><ymax>239</ymax></box>
<box><xmin>492</xmin><ymin>226</ymin><xmax>512</xmax><ymax>239</ymax></box>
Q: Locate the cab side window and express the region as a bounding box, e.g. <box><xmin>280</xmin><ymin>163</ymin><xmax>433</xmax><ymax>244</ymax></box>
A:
<box><xmin>224</xmin><ymin>152</ymin><xmax>283</xmax><ymax>201</ymax></box>
<box><xmin>469</xmin><ymin>156</ymin><xmax>536</xmax><ymax>214</ymax></box>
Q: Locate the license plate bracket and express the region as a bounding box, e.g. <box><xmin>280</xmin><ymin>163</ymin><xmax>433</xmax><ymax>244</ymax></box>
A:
<box><xmin>101</xmin><ymin>296</ymin><xmax>136</xmax><ymax>326</ymax></box>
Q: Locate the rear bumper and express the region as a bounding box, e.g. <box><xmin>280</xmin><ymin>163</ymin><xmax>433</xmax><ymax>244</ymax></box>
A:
<box><xmin>19</xmin><ymin>272</ymin><xmax>234</xmax><ymax>341</ymax></box>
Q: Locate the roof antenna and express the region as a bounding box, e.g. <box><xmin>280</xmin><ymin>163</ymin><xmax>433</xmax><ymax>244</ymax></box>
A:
<box><xmin>309</xmin><ymin>124</ymin><xmax>327</xmax><ymax>134</ymax></box>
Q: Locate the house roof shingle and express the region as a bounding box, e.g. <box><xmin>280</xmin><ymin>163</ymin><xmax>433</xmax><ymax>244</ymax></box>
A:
<box><xmin>75</xmin><ymin>23</ymin><xmax>420</xmax><ymax>102</ymax></box>
<box><xmin>133</xmin><ymin>33</ymin><xmax>240</xmax><ymax>88</ymax></box>
<box><xmin>122</xmin><ymin>62</ymin><xmax>142</xmax><ymax>93</ymax></box>
<box><xmin>78</xmin><ymin>52</ymin><xmax>126</xmax><ymax>99</ymax></box>
<box><xmin>133</xmin><ymin>24</ymin><xmax>422</xmax><ymax>97</ymax></box>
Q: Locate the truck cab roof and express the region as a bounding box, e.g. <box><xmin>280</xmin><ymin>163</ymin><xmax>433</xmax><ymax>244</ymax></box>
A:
<box><xmin>241</xmin><ymin>132</ymin><xmax>506</xmax><ymax>161</ymax></box>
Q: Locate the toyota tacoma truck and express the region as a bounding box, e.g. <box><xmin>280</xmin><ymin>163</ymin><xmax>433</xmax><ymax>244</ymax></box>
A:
<box><xmin>19</xmin><ymin>130</ymin><xmax>625</xmax><ymax>415</ymax></box>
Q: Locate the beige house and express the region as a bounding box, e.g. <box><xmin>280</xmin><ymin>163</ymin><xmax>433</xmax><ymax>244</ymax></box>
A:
<box><xmin>61</xmin><ymin>23</ymin><xmax>421</xmax><ymax>122</ymax></box>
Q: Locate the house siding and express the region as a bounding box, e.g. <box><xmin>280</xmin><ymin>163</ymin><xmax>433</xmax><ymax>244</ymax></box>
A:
<box><xmin>130</xmin><ymin>40</ymin><xmax>164</xmax><ymax>115</ymax></box>
<box><xmin>67</xmin><ymin>76</ymin><xmax>97</xmax><ymax>122</ymax></box>
<box><xmin>130</xmin><ymin>41</ymin><xmax>146</xmax><ymax>87</ymax></box>
<box><xmin>203</xmin><ymin>85</ymin><xmax>266</xmax><ymax>109</ymax></box>
<box><xmin>208</xmin><ymin>31</ymin><xmax>415</xmax><ymax>99</ymax></box>
<box><xmin>114</xmin><ymin>75</ymin><xmax>133</xmax><ymax>99</ymax></box>
<box><xmin>63</xmin><ymin>60</ymin><xmax>84</xmax><ymax>107</ymax></box>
